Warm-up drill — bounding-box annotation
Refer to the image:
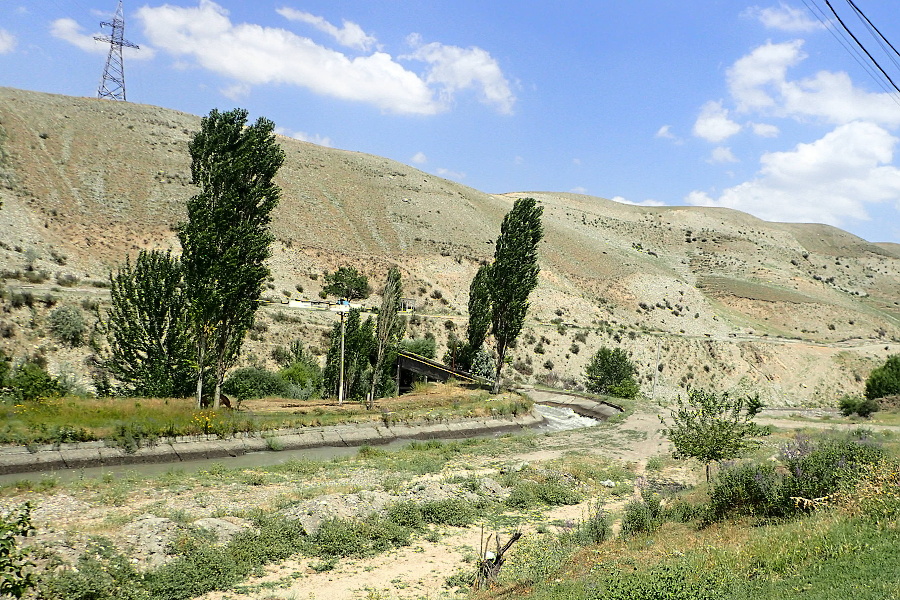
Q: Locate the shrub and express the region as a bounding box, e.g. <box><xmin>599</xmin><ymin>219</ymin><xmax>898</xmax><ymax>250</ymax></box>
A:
<box><xmin>386</xmin><ymin>501</ymin><xmax>425</xmax><ymax>529</ymax></box>
<box><xmin>840</xmin><ymin>395</ymin><xmax>879</xmax><ymax>417</ymax></box>
<box><xmin>421</xmin><ymin>498</ymin><xmax>476</xmax><ymax>526</ymax></box>
<box><xmin>505</xmin><ymin>479</ymin><xmax>581</xmax><ymax>509</ymax></box>
<box><xmin>6</xmin><ymin>362</ymin><xmax>64</xmax><ymax>402</ymax></box>
<box><xmin>584</xmin><ymin>346</ymin><xmax>639</xmax><ymax>399</ymax></box>
<box><xmin>47</xmin><ymin>305</ymin><xmax>85</xmax><ymax>346</ymax></box>
<box><xmin>569</xmin><ymin>501</ymin><xmax>611</xmax><ymax>545</ymax></box>
<box><xmin>311</xmin><ymin>516</ymin><xmax>410</xmax><ymax>558</ymax></box>
<box><xmin>40</xmin><ymin>538</ymin><xmax>145</xmax><ymax>600</ymax></box>
<box><xmin>620</xmin><ymin>495</ymin><xmax>663</xmax><ymax>537</ymax></box>
<box><xmin>222</xmin><ymin>367</ymin><xmax>289</xmax><ymax>401</ymax></box>
<box><xmin>401</xmin><ymin>335</ymin><xmax>437</xmax><ymax>359</ymax></box>
<box><xmin>708</xmin><ymin>462</ymin><xmax>787</xmax><ymax>520</ymax></box>
<box><xmin>865</xmin><ymin>354</ymin><xmax>900</xmax><ymax>400</ymax></box>
<box><xmin>0</xmin><ymin>503</ymin><xmax>36</xmax><ymax>599</ymax></box>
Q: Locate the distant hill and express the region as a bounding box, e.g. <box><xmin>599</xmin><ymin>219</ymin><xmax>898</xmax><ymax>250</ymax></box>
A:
<box><xmin>1</xmin><ymin>87</ymin><xmax>898</xmax><ymax>406</ymax></box>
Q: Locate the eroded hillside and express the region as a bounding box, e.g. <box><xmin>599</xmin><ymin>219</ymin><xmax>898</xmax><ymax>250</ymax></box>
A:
<box><xmin>1</xmin><ymin>87</ymin><xmax>898</xmax><ymax>405</ymax></box>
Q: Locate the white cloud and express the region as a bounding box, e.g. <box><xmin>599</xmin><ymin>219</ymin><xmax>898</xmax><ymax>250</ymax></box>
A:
<box><xmin>405</xmin><ymin>35</ymin><xmax>516</xmax><ymax>114</ymax></box>
<box><xmin>751</xmin><ymin>122</ymin><xmax>780</xmax><ymax>137</ymax></box>
<box><xmin>275</xmin><ymin>126</ymin><xmax>333</xmax><ymax>147</ymax></box>
<box><xmin>655</xmin><ymin>125</ymin><xmax>675</xmax><ymax>139</ymax></box>
<box><xmin>276</xmin><ymin>8</ymin><xmax>376</xmax><ymax>51</ymax></box>
<box><xmin>709</xmin><ymin>146</ymin><xmax>739</xmax><ymax>164</ymax></box>
<box><xmin>0</xmin><ymin>29</ymin><xmax>17</xmax><ymax>54</ymax></box>
<box><xmin>727</xmin><ymin>40</ymin><xmax>900</xmax><ymax>126</ymax></box>
<box><xmin>743</xmin><ymin>4</ymin><xmax>826</xmax><ymax>32</ymax></box>
<box><xmin>411</xmin><ymin>152</ymin><xmax>427</xmax><ymax>164</ymax></box>
<box><xmin>570</xmin><ymin>186</ymin><xmax>587</xmax><ymax>194</ymax></box>
<box><xmin>51</xmin><ymin>17</ymin><xmax>154</xmax><ymax>59</ymax></box>
<box><xmin>436</xmin><ymin>167</ymin><xmax>466</xmax><ymax>180</ymax></box>
<box><xmin>611</xmin><ymin>195</ymin><xmax>665</xmax><ymax>207</ymax></box>
<box><xmin>686</xmin><ymin>121</ymin><xmax>900</xmax><ymax>225</ymax></box>
<box><xmin>693</xmin><ymin>100</ymin><xmax>742</xmax><ymax>142</ymax></box>
<box><xmin>135</xmin><ymin>1</ymin><xmax>512</xmax><ymax>116</ymax></box>
<box><xmin>220</xmin><ymin>82</ymin><xmax>250</xmax><ymax>100</ymax></box>
<box><xmin>572</xmin><ymin>158</ymin><xmax>582</xmax><ymax>166</ymax></box>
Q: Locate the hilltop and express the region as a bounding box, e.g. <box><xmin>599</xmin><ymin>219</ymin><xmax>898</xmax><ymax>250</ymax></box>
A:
<box><xmin>1</xmin><ymin>86</ymin><xmax>898</xmax><ymax>405</ymax></box>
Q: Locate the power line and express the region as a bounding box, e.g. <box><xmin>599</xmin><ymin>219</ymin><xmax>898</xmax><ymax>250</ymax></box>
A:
<box><xmin>824</xmin><ymin>0</ymin><xmax>900</xmax><ymax>95</ymax></box>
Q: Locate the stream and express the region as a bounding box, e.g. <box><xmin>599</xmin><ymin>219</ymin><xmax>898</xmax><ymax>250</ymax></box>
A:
<box><xmin>0</xmin><ymin>405</ymin><xmax>599</xmax><ymax>486</ymax></box>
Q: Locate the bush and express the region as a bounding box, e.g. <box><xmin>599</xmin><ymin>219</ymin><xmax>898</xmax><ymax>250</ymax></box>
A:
<box><xmin>708</xmin><ymin>462</ymin><xmax>787</xmax><ymax>520</ymax></box>
<box><xmin>40</xmin><ymin>538</ymin><xmax>145</xmax><ymax>600</ymax></box>
<box><xmin>47</xmin><ymin>305</ymin><xmax>85</xmax><ymax>346</ymax></box>
<box><xmin>505</xmin><ymin>479</ymin><xmax>582</xmax><ymax>509</ymax></box>
<box><xmin>584</xmin><ymin>346</ymin><xmax>639</xmax><ymax>399</ymax></box>
<box><xmin>401</xmin><ymin>335</ymin><xmax>437</xmax><ymax>359</ymax></box>
<box><xmin>865</xmin><ymin>354</ymin><xmax>900</xmax><ymax>400</ymax></box>
<box><xmin>222</xmin><ymin>367</ymin><xmax>290</xmax><ymax>401</ymax></box>
<box><xmin>840</xmin><ymin>395</ymin><xmax>879</xmax><ymax>417</ymax></box>
<box><xmin>311</xmin><ymin>515</ymin><xmax>411</xmax><ymax>558</ymax></box>
<box><xmin>620</xmin><ymin>492</ymin><xmax>664</xmax><ymax>537</ymax></box>
<box><xmin>386</xmin><ymin>501</ymin><xmax>425</xmax><ymax>529</ymax></box>
<box><xmin>421</xmin><ymin>498</ymin><xmax>476</xmax><ymax>526</ymax></box>
<box><xmin>6</xmin><ymin>362</ymin><xmax>64</xmax><ymax>402</ymax></box>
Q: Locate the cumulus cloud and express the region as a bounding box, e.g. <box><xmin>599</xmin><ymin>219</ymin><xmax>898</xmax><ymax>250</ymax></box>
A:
<box><xmin>274</xmin><ymin>126</ymin><xmax>333</xmax><ymax>147</ymax></box>
<box><xmin>0</xmin><ymin>29</ymin><xmax>17</xmax><ymax>54</ymax></box>
<box><xmin>743</xmin><ymin>4</ymin><xmax>826</xmax><ymax>32</ymax></box>
<box><xmin>134</xmin><ymin>2</ymin><xmax>512</xmax><ymax>116</ymax></box>
<box><xmin>276</xmin><ymin>8</ymin><xmax>376</xmax><ymax>51</ymax></box>
<box><xmin>693</xmin><ymin>100</ymin><xmax>742</xmax><ymax>142</ymax></box>
<box><xmin>51</xmin><ymin>17</ymin><xmax>154</xmax><ymax>59</ymax></box>
<box><xmin>405</xmin><ymin>34</ymin><xmax>516</xmax><ymax>114</ymax></box>
<box><xmin>727</xmin><ymin>40</ymin><xmax>900</xmax><ymax>126</ymax></box>
<box><xmin>411</xmin><ymin>152</ymin><xmax>427</xmax><ymax>164</ymax></box>
<box><xmin>570</xmin><ymin>186</ymin><xmax>588</xmax><ymax>194</ymax></box>
<box><xmin>686</xmin><ymin>121</ymin><xmax>900</xmax><ymax>225</ymax></box>
<box><xmin>751</xmin><ymin>122</ymin><xmax>780</xmax><ymax>137</ymax></box>
<box><xmin>709</xmin><ymin>146</ymin><xmax>739</xmax><ymax>164</ymax></box>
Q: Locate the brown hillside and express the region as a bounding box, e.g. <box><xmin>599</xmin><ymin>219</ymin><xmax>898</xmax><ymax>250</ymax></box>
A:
<box><xmin>1</xmin><ymin>87</ymin><xmax>898</xmax><ymax>406</ymax></box>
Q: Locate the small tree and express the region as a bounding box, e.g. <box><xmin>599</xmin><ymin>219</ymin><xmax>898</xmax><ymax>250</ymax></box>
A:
<box><xmin>47</xmin><ymin>305</ymin><xmax>85</xmax><ymax>347</ymax></box>
<box><xmin>0</xmin><ymin>502</ymin><xmax>36</xmax><ymax>599</ymax></box>
<box><xmin>368</xmin><ymin>267</ymin><xmax>405</xmax><ymax>406</ymax></box>
<box><xmin>487</xmin><ymin>198</ymin><xmax>543</xmax><ymax>393</ymax></box>
<box><xmin>323</xmin><ymin>266</ymin><xmax>370</xmax><ymax>300</ymax></box>
<box><xmin>661</xmin><ymin>388</ymin><xmax>768</xmax><ymax>482</ymax></box>
<box><xmin>105</xmin><ymin>250</ymin><xmax>194</xmax><ymax>398</ymax></box>
<box><xmin>463</xmin><ymin>263</ymin><xmax>492</xmax><ymax>369</ymax></box>
<box><xmin>584</xmin><ymin>346</ymin><xmax>639</xmax><ymax>399</ymax></box>
<box><xmin>865</xmin><ymin>354</ymin><xmax>900</xmax><ymax>400</ymax></box>
<box><xmin>323</xmin><ymin>308</ymin><xmax>376</xmax><ymax>401</ymax></box>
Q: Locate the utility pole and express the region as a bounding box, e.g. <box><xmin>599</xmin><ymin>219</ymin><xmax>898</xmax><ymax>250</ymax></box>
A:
<box><xmin>95</xmin><ymin>0</ymin><xmax>139</xmax><ymax>101</ymax></box>
<box><xmin>331</xmin><ymin>304</ymin><xmax>350</xmax><ymax>405</ymax></box>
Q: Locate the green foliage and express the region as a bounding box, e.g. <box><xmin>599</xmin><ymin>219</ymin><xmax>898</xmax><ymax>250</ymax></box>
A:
<box><xmin>47</xmin><ymin>304</ymin><xmax>85</xmax><ymax>347</ymax></box>
<box><xmin>707</xmin><ymin>432</ymin><xmax>885</xmax><ymax>521</ymax></box>
<box><xmin>421</xmin><ymin>498</ymin><xmax>476</xmax><ymax>526</ymax></box>
<box><xmin>484</xmin><ymin>198</ymin><xmax>544</xmax><ymax>392</ymax></box>
<box><xmin>178</xmin><ymin>107</ymin><xmax>284</xmax><ymax>408</ymax></box>
<box><xmin>310</xmin><ymin>515</ymin><xmax>411</xmax><ymax>558</ymax></box>
<box><xmin>221</xmin><ymin>367</ymin><xmax>289</xmax><ymax>400</ymax></box>
<box><xmin>505</xmin><ymin>478</ymin><xmax>582</xmax><ymax>509</ymax></box>
<box><xmin>839</xmin><ymin>394</ymin><xmax>879</xmax><ymax>417</ymax></box>
<box><xmin>386</xmin><ymin>501</ymin><xmax>425</xmax><ymax>529</ymax></box>
<box><xmin>584</xmin><ymin>346</ymin><xmax>639</xmax><ymax>399</ymax></box>
<box><xmin>40</xmin><ymin>537</ymin><xmax>148</xmax><ymax>600</ymax></box>
<box><xmin>0</xmin><ymin>503</ymin><xmax>36</xmax><ymax>599</ymax></box>
<box><xmin>661</xmin><ymin>388</ymin><xmax>768</xmax><ymax>481</ymax></box>
<box><xmin>864</xmin><ymin>354</ymin><xmax>900</xmax><ymax>400</ymax></box>
<box><xmin>466</xmin><ymin>263</ymin><xmax>492</xmax><ymax>358</ymax></box>
<box><xmin>401</xmin><ymin>335</ymin><xmax>436</xmax><ymax>359</ymax></box>
<box><xmin>322</xmin><ymin>266</ymin><xmax>370</xmax><ymax>300</ymax></box>
<box><xmin>369</xmin><ymin>267</ymin><xmax>405</xmax><ymax>403</ymax></box>
<box><xmin>105</xmin><ymin>250</ymin><xmax>194</xmax><ymax>398</ymax></box>
<box><xmin>620</xmin><ymin>492</ymin><xmax>664</xmax><ymax>537</ymax></box>
<box><xmin>275</xmin><ymin>340</ymin><xmax>323</xmax><ymax>399</ymax></box>
<box><xmin>323</xmin><ymin>309</ymin><xmax>378</xmax><ymax>401</ymax></box>
<box><xmin>5</xmin><ymin>361</ymin><xmax>64</xmax><ymax>402</ymax></box>
<box><xmin>567</xmin><ymin>500</ymin><xmax>612</xmax><ymax>545</ymax></box>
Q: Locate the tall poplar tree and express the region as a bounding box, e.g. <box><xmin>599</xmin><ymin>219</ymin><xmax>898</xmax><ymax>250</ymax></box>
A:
<box><xmin>465</xmin><ymin>263</ymin><xmax>492</xmax><ymax>365</ymax></box>
<box><xmin>179</xmin><ymin>108</ymin><xmax>285</xmax><ymax>408</ymax></box>
<box><xmin>369</xmin><ymin>267</ymin><xmax>405</xmax><ymax>406</ymax></box>
<box><xmin>488</xmin><ymin>198</ymin><xmax>543</xmax><ymax>393</ymax></box>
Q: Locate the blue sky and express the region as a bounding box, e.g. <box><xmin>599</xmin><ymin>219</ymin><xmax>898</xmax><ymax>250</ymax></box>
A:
<box><xmin>2</xmin><ymin>1</ymin><xmax>900</xmax><ymax>242</ymax></box>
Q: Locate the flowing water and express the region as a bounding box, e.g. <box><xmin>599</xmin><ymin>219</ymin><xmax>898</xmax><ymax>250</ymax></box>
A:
<box><xmin>0</xmin><ymin>405</ymin><xmax>599</xmax><ymax>486</ymax></box>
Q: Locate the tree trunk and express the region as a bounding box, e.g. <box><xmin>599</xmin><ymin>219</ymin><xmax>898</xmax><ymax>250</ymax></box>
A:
<box><xmin>476</xmin><ymin>531</ymin><xmax>522</xmax><ymax>589</ymax></box>
<box><xmin>491</xmin><ymin>341</ymin><xmax>507</xmax><ymax>394</ymax></box>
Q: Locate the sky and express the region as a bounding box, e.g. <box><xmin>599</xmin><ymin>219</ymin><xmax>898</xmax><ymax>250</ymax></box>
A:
<box><xmin>2</xmin><ymin>1</ymin><xmax>900</xmax><ymax>243</ymax></box>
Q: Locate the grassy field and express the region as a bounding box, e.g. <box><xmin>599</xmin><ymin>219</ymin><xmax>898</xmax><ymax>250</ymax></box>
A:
<box><xmin>0</xmin><ymin>382</ymin><xmax>532</xmax><ymax>448</ymax></box>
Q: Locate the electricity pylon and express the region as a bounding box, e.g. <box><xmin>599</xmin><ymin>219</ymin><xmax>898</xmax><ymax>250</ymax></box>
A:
<box><xmin>95</xmin><ymin>0</ymin><xmax>139</xmax><ymax>101</ymax></box>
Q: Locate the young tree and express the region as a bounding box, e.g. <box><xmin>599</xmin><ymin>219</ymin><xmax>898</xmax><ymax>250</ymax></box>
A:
<box><xmin>660</xmin><ymin>388</ymin><xmax>768</xmax><ymax>482</ymax></box>
<box><xmin>368</xmin><ymin>267</ymin><xmax>405</xmax><ymax>407</ymax></box>
<box><xmin>462</xmin><ymin>263</ymin><xmax>492</xmax><ymax>370</ymax></box>
<box><xmin>584</xmin><ymin>346</ymin><xmax>639</xmax><ymax>399</ymax></box>
<box><xmin>323</xmin><ymin>266</ymin><xmax>370</xmax><ymax>300</ymax></box>
<box><xmin>865</xmin><ymin>354</ymin><xmax>900</xmax><ymax>400</ymax></box>
<box><xmin>323</xmin><ymin>308</ymin><xmax>376</xmax><ymax>401</ymax></box>
<box><xmin>178</xmin><ymin>108</ymin><xmax>284</xmax><ymax>408</ymax></box>
<box><xmin>488</xmin><ymin>198</ymin><xmax>543</xmax><ymax>393</ymax></box>
<box><xmin>105</xmin><ymin>250</ymin><xmax>194</xmax><ymax>398</ymax></box>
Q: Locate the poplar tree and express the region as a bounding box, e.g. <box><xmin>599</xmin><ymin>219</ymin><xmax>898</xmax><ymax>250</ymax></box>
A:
<box><xmin>464</xmin><ymin>263</ymin><xmax>492</xmax><ymax>368</ymax></box>
<box><xmin>178</xmin><ymin>108</ymin><xmax>284</xmax><ymax>408</ymax></box>
<box><xmin>369</xmin><ymin>267</ymin><xmax>404</xmax><ymax>406</ymax></box>
<box><xmin>488</xmin><ymin>198</ymin><xmax>543</xmax><ymax>393</ymax></box>
<box><xmin>105</xmin><ymin>250</ymin><xmax>194</xmax><ymax>397</ymax></box>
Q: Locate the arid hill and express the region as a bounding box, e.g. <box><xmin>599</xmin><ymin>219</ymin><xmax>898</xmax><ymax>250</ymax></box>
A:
<box><xmin>1</xmin><ymin>86</ymin><xmax>898</xmax><ymax>406</ymax></box>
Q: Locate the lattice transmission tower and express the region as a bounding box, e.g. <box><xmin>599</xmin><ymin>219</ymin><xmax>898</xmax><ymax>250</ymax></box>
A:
<box><xmin>95</xmin><ymin>0</ymin><xmax>139</xmax><ymax>101</ymax></box>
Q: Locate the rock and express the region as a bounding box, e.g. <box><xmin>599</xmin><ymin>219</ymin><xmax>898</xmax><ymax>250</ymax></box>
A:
<box><xmin>192</xmin><ymin>517</ymin><xmax>251</xmax><ymax>543</ymax></box>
